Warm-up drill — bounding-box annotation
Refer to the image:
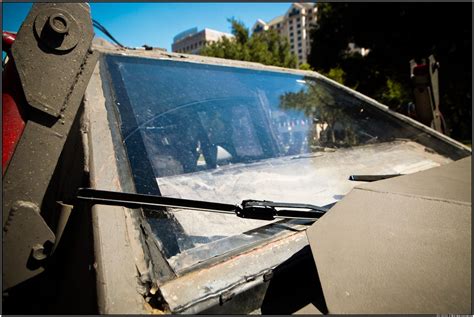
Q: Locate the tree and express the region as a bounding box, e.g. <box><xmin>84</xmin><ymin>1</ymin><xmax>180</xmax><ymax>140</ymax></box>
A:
<box><xmin>308</xmin><ymin>3</ymin><xmax>472</xmax><ymax>142</ymax></box>
<box><xmin>298</xmin><ymin>63</ymin><xmax>313</xmax><ymax>71</ymax></box>
<box><xmin>280</xmin><ymin>79</ymin><xmax>358</xmax><ymax>147</ymax></box>
<box><xmin>201</xmin><ymin>18</ymin><xmax>297</xmax><ymax>69</ymax></box>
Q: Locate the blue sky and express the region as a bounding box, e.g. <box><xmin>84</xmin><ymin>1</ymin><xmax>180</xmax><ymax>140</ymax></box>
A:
<box><xmin>2</xmin><ymin>3</ymin><xmax>293</xmax><ymax>51</ymax></box>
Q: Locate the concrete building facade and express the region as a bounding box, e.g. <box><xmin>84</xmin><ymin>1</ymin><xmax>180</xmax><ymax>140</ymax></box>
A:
<box><xmin>252</xmin><ymin>3</ymin><xmax>318</xmax><ymax>65</ymax></box>
<box><xmin>172</xmin><ymin>28</ymin><xmax>234</xmax><ymax>54</ymax></box>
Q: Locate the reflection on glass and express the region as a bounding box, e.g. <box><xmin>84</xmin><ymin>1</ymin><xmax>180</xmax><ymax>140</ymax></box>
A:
<box><xmin>105</xmin><ymin>55</ymin><xmax>463</xmax><ymax>268</ymax></box>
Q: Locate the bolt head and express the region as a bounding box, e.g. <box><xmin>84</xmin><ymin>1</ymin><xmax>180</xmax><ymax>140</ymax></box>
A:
<box><xmin>49</xmin><ymin>13</ymin><xmax>69</xmax><ymax>34</ymax></box>
<box><xmin>31</xmin><ymin>244</ymin><xmax>47</xmax><ymax>261</ymax></box>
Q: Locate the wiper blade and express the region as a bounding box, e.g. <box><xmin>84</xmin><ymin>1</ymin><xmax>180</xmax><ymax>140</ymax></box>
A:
<box><xmin>76</xmin><ymin>188</ymin><xmax>328</xmax><ymax>221</ymax></box>
<box><xmin>348</xmin><ymin>174</ymin><xmax>402</xmax><ymax>182</ymax></box>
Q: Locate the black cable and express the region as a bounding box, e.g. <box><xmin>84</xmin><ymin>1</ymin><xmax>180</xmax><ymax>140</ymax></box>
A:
<box><xmin>92</xmin><ymin>20</ymin><xmax>124</xmax><ymax>48</ymax></box>
<box><xmin>92</xmin><ymin>20</ymin><xmax>121</xmax><ymax>45</ymax></box>
<box><xmin>92</xmin><ymin>19</ymin><xmax>129</xmax><ymax>49</ymax></box>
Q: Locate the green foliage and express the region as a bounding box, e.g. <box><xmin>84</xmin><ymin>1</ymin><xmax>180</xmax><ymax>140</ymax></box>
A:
<box><xmin>308</xmin><ymin>3</ymin><xmax>472</xmax><ymax>141</ymax></box>
<box><xmin>380</xmin><ymin>78</ymin><xmax>410</xmax><ymax>109</ymax></box>
<box><xmin>200</xmin><ymin>19</ymin><xmax>297</xmax><ymax>69</ymax></box>
<box><xmin>322</xmin><ymin>67</ymin><xmax>346</xmax><ymax>85</ymax></box>
<box><xmin>298</xmin><ymin>63</ymin><xmax>313</xmax><ymax>71</ymax></box>
<box><xmin>229</xmin><ymin>18</ymin><xmax>249</xmax><ymax>45</ymax></box>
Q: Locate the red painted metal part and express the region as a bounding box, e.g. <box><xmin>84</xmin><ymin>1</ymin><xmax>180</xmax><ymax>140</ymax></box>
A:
<box><xmin>3</xmin><ymin>31</ymin><xmax>17</xmax><ymax>50</ymax></box>
<box><xmin>3</xmin><ymin>31</ymin><xmax>27</xmax><ymax>175</ymax></box>
<box><xmin>413</xmin><ymin>63</ymin><xmax>429</xmax><ymax>76</ymax></box>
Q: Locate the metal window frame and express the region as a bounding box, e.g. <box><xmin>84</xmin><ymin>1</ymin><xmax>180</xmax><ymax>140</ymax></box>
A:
<box><xmin>85</xmin><ymin>52</ymin><xmax>314</xmax><ymax>314</ymax></box>
<box><xmin>85</xmin><ymin>42</ymin><xmax>471</xmax><ymax>314</ymax></box>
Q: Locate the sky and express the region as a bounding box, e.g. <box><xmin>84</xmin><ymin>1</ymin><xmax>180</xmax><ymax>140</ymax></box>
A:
<box><xmin>2</xmin><ymin>3</ymin><xmax>294</xmax><ymax>51</ymax></box>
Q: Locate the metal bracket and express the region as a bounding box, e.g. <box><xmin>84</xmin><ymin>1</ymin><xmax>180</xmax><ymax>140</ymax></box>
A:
<box><xmin>11</xmin><ymin>3</ymin><xmax>94</xmax><ymax>117</ymax></box>
<box><xmin>3</xmin><ymin>201</ymin><xmax>55</xmax><ymax>291</ymax></box>
<box><xmin>3</xmin><ymin>3</ymin><xmax>97</xmax><ymax>291</ymax></box>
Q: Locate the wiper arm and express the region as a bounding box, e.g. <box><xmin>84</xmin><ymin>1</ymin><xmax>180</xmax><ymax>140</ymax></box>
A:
<box><xmin>76</xmin><ymin>188</ymin><xmax>328</xmax><ymax>221</ymax></box>
<box><xmin>348</xmin><ymin>174</ymin><xmax>402</xmax><ymax>182</ymax></box>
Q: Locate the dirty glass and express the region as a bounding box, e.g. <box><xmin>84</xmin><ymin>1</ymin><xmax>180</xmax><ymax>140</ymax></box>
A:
<box><xmin>104</xmin><ymin>55</ymin><xmax>466</xmax><ymax>272</ymax></box>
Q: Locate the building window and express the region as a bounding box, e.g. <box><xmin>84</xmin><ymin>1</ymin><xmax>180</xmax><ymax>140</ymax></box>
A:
<box><xmin>277</xmin><ymin>23</ymin><xmax>280</xmax><ymax>28</ymax></box>
<box><xmin>289</xmin><ymin>19</ymin><xmax>293</xmax><ymax>24</ymax></box>
<box><xmin>254</xmin><ymin>25</ymin><xmax>264</xmax><ymax>33</ymax></box>
<box><xmin>299</xmin><ymin>55</ymin><xmax>303</xmax><ymax>60</ymax></box>
<box><xmin>290</xmin><ymin>38</ymin><xmax>294</xmax><ymax>43</ymax></box>
<box><xmin>297</xmin><ymin>23</ymin><xmax>301</xmax><ymax>29</ymax></box>
<box><xmin>298</xmin><ymin>49</ymin><xmax>302</xmax><ymax>53</ymax></box>
<box><xmin>298</xmin><ymin>36</ymin><xmax>302</xmax><ymax>41</ymax></box>
<box><xmin>297</xmin><ymin>30</ymin><xmax>301</xmax><ymax>35</ymax></box>
<box><xmin>289</xmin><ymin>8</ymin><xmax>300</xmax><ymax>17</ymax></box>
<box><xmin>291</xmin><ymin>45</ymin><xmax>294</xmax><ymax>49</ymax></box>
<box><xmin>298</xmin><ymin>42</ymin><xmax>302</xmax><ymax>47</ymax></box>
<box><xmin>289</xmin><ymin>26</ymin><xmax>293</xmax><ymax>31</ymax></box>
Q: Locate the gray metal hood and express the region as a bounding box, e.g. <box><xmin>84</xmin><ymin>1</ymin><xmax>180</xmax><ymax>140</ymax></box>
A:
<box><xmin>306</xmin><ymin>156</ymin><xmax>471</xmax><ymax>314</ymax></box>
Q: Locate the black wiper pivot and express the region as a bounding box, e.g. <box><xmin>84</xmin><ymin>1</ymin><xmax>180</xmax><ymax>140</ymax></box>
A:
<box><xmin>76</xmin><ymin>188</ymin><xmax>328</xmax><ymax>221</ymax></box>
<box><xmin>239</xmin><ymin>200</ymin><xmax>327</xmax><ymax>220</ymax></box>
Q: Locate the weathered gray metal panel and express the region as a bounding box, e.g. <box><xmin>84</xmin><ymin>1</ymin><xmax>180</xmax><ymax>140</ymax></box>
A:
<box><xmin>3</xmin><ymin>121</ymin><xmax>65</xmax><ymax>226</ymax></box>
<box><xmin>293</xmin><ymin>303</ymin><xmax>322</xmax><ymax>315</ymax></box>
<box><xmin>358</xmin><ymin>156</ymin><xmax>471</xmax><ymax>203</ymax></box>
<box><xmin>307</xmin><ymin>157</ymin><xmax>471</xmax><ymax>314</ymax></box>
<box><xmin>159</xmin><ymin>232</ymin><xmax>309</xmax><ymax>314</ymax></box>
<box><xmin>84</xmin><ymin>61</ymin><xmax>152</xmax><ymax>314</ymax></box>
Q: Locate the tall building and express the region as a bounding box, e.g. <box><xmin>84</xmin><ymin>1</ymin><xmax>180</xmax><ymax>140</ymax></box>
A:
<box><xmin>252</xmin><ymin>3</ymin><xmax>317</xmax><ymax>65</ymax></box>
<box><xmin>172</xmin><ymin>27</ymin><xmax>234</xmax><ymax>54</ymax></box>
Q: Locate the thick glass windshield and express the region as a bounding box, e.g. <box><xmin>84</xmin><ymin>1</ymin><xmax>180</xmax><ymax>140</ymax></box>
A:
<box><xmin>104</xmin><ymin>55</ymin><xmax>466</xmax><ymax>272</ymax></box>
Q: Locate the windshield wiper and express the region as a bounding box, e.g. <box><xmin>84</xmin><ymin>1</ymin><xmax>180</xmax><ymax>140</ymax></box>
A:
<box><xmin>76</xmin><ymin>188</ymin><xmax>329</xmax><ymax>221</ymax></box>
<box><xmin>348</xmin><ymin>174</ymin><xmax>402</xmax><ymax>182</ymax></box>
